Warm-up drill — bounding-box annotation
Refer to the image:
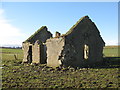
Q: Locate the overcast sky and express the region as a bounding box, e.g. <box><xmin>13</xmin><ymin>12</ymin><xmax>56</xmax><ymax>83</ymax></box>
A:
<box><xmin>0</xmin><ymin>1</ymin><xmax>118</xmax><ymax>46</ymax></box>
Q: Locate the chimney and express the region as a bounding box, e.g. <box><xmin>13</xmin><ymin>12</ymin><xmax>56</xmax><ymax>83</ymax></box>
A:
<box><xmin>55</xmin><ymin>31</ymin><xmax>61</xmax><ymax>37</ymax></box>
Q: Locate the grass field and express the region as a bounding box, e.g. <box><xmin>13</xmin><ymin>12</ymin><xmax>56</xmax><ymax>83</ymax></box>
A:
<box><xmin>1</xmin><ymin>46</ymin><xmax>120</xmax><ymax>88</ymax></box>
<box><xmin>103</xmin><ymin>46</ymin><xmax>119</xmax><ymax>57</ymax></box>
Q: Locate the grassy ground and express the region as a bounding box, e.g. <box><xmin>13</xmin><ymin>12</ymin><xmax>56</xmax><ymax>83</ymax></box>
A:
<box><xmin>1</xmin><ymin>46</ymin><xmax>120</xmax><ymax>88</ymax></box>
<box><xmin>103</xmin><ymin>46</ymin><xmax>119</xmax><ymax>57</ymax></box>
<box><xmin>1</xmin><ymin>48</ymin><xmax>23</xmax><ymax>60</ymax></box>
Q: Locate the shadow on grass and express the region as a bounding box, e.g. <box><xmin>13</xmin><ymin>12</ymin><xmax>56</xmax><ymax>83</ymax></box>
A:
<box><xmin>89</xmin><ymin>57</ymin><xmax>120</xmax><ymax>69</ymax></box>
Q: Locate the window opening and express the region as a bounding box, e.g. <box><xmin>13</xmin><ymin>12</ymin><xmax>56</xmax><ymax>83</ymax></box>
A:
<box><xmin>84</xmin><ymin>44</ymin><xmax>89</xmax><ymax>60</ymax></box>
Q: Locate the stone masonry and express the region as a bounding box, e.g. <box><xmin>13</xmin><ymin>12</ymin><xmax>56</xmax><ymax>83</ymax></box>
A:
<box><xmin>22</xmin><ymin>26</ymin><xmax>52</xmax><ymax>64</ymax></box>
<box><xmin>22</xmin><ymin>16</ymin><xmax>105</xmax><ymax>68</ymax></box>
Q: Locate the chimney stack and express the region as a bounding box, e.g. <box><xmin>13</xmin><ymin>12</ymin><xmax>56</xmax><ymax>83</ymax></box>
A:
<box><xmin>55</xmin><ymin>31</ymin><xmax>61</xmax><ymax>37</ymax></box>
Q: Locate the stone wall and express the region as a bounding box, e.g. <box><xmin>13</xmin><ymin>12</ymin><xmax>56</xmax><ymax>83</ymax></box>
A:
<box><xmin>46</xmin><ymin>37</ymin><xmax>65</xmax><ymax>68</ymax></box>
<box><xmin>22</xmin><ymin>16</ymin><xmax>105</xmax><ymax>68</ymax></box>
<box><xmin>32</xmin><ymin>40</ymin><xmax>47</xmax><ymax>64</ymax></box>
<box><xmin>45</xmin><ymin>16</ymin><xmax>105</xmax><ymax>68</ymax></box>
<box><xmin>22</xmin><ymin>42</ymin><xmax>31</xmax><ymax>63</ymax></box>
<box><xmin>22</xmin><ymin>26</ymin><xmax>52</xmax><ymax>64</ymax></box>
<box><xmin>63</xmin><ymin>16</ymin><xmax>105</xmax><ymax>67</ymax></box>
<box><xmin>24</xmin><ymin>26</ymin><xmax>53</xmax><ymax>44</ymax></box>
<box><xmin>32</xmin><ymin>40</ymin><xmax>40</xmax><ymax>64</ymax></box>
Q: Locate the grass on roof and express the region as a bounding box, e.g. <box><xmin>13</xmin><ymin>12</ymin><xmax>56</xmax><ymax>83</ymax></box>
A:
<box><xmin>24</xmin><ymin>26</ymin><xmax>46</xmax><ymax>43</ymax></box>
<box><xmin>65</xmin><ymin>16</ymin><xmax>88</xmax><ymax>36</ymax></box>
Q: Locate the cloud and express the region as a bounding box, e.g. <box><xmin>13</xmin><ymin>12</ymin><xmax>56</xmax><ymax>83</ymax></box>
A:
<box><xmin>0</xmin><ymin>9</ymin><xmax>4</xmax><ymax>16</ymax></box>
<box><xmin>0</xmin><ymin>8</ymin><xmax>24</xmax><ymax>46</ymax></box>
<box><xmin>0</xmin><ymin>8</ymin><xmax>118</xmax><ymax>46</ymax></box>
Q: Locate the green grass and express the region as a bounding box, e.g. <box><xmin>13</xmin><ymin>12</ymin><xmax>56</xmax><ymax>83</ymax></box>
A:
<box><xmin>1</xmin><ymin>48</ymin><xmax>23</xmax><ymax>60</ymax></box>
<box><xmin>103</xmin><ymin>46</ymin><xmax>119</xmax><ymax>57</ymax></box>
<box><xmin>1</xmin><ymin>46</ymin><xmax>120</xmax><ymax>88</ymax></box>
<box><xmin>1</xmin><ymin>48</ymin><xmax>23</xmax><ymax>53</ymax></box>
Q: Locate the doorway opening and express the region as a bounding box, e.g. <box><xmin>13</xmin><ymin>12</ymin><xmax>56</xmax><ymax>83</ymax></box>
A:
<box><xmin>27</xmin><ymin>46</ymin><xmax>32</xmax><ymax>63</ymax></box>
<box><xmin>40</xmin><ymin>44</ymin><xmax>47</xmax><ymax>64</ymax></box>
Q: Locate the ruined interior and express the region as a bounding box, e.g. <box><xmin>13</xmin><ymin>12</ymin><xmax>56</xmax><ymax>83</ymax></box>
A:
<box><xmin>22</xmin><ymin>16</ymin><xmax>105</xmax><ymax>68</ymax></box>
<box><xmin>22</xmin><ymin>26</ymin><xmax>52</xmax><ymax>64</ymax></box>
<box><xmin>28</xmin><ymin>45</ymin><xmax>32</xmax><ymax>63</ymax></box>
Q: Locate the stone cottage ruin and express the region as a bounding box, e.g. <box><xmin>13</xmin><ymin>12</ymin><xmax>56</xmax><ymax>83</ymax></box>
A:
<box><xmin>22</xmin><ymin>16</ymin><xmax>105</xmax><ymax>68</ymax></box>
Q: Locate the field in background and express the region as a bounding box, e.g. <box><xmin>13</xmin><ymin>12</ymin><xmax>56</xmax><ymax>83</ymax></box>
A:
<box><xmin>1</xmin><ymin>46</ymin><xmax>120</xmax><ymax>88</ymax></box>
<box><xmin>1</xmin><ymin>48</ymin><xmax>23</xmax><ymax>60</ymax></box>
<box><xmin>1</xmin><ymin>46</ymin><xmax>119</xmax><ymax>60</ymax></box>
<box><xmin>103</xmin><ymin>46</ymin><xmax>119</xmax><ymax>57</ymax></box>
